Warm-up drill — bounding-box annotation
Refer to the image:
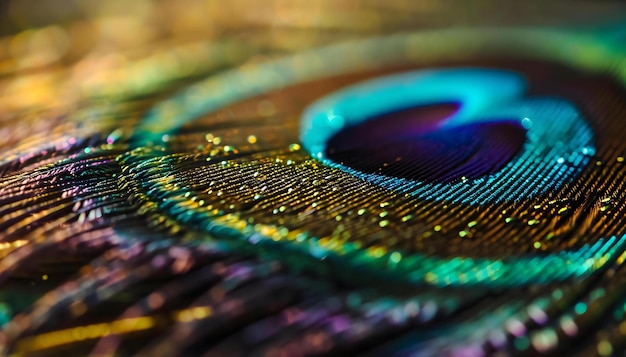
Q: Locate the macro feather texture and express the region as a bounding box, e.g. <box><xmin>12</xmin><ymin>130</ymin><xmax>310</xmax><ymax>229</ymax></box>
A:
<box><xmin>0</xmin><ymin>1</ymin><xmax>625</xmax><ymax>356</ymax></box>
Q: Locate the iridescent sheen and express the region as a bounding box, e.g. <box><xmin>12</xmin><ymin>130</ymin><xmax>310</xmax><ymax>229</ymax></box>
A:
<box><xmin>0</xmin><ymin>20</ymin><xmax>625</xmax><ymax>357</ymax></box>
<box><xmin>301</xmin><ymin>69</ymin><xmax>595</xmax><ymax>204</ymax></box>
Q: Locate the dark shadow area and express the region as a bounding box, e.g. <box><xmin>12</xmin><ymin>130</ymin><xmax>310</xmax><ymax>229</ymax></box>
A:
<box><xmin>326</xmin><ymin>102</ymin><xmax>527</xmax><ymax>182</ymax></box>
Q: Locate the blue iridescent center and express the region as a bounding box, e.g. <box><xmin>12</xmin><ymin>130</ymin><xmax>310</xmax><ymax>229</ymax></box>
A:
<box><xmin>300</xmin><ymin>68</ymin><xmax>595</xmax><ymax>204</ymax></box>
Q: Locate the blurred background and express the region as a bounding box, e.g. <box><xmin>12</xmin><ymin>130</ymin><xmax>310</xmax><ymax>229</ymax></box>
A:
<box><xmin>2</xmin><ymin>0</ymin><xmax>626</xmax><ymax>36</ymax></box>
<box><xmin>0</xmin><ymin>0</ymin><xmax>624</xmax><ymax>114</ymax></box>
<box><xmin>1</xmin><ymin>0</ymin><xmax>625</xmax><ymax>58</ymax></box>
